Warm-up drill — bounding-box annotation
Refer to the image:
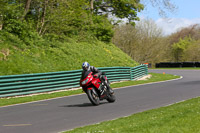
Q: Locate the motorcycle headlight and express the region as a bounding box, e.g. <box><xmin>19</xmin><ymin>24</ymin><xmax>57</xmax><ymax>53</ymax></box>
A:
<box><xmin>81</xmin><ymin>79</ymin><xmax>89</xmax><ymax>85</ymax></box>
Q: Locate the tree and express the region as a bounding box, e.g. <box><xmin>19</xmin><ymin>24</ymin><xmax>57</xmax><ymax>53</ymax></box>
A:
<box><xmin>134</xmin><ymin>19</ymin><xmax>164</xmax><ymax>64</ymax></box>
<box><xmin>90</xmin><ymin>0</ymin><xmax>144</xmax><ymax>25</ymax></box>
<box><xmin>169</xmin><ymin>24</ymin><xmax>200</xmax><ymax>44</ymax></box>
<box><xmin>184</xmin><ymin>40</ymin><xmax>200</xmax><ymax>61</ymax></box>
<box><xmin>165</xmin><ymin>24</ymin><xmax>200</xmax><ymax>62</ymax></box>
<box><xmin>112</xmin><ymin>18</ymin><xmax>165</xmax><ymax>65</ymax></box>
<box><xmin>0</xmin><ymin>0</ymin><xmax>27</xmax><ymax>34</ymax></box>
<box><xmin>0</xmin><ymin>0</ymin><xmax>144</xmax><ymax>42</ymax></box>
<box><xmin>172</xmin><ymin>37</ymin><xmax>194</xmax><ymax>62</ymax></box>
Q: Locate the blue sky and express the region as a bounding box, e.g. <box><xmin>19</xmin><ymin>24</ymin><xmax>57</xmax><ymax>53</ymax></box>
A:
<box><xmin>138</xmin><ymin>0</ymin><xmax>200</xmax><ymax>35</ymax></box>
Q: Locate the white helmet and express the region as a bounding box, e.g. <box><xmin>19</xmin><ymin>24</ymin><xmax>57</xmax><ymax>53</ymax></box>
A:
<box><xmin>82</xmin><ymin>62</ymin><xmax>90</xmax><ymax>70</ymax></box>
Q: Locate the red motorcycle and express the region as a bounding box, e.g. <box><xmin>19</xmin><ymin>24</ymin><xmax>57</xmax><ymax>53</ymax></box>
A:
<box><xmin>80</xmin><ymin>71</ymin><xmax>115</xmax><ymax>105</ymax></box>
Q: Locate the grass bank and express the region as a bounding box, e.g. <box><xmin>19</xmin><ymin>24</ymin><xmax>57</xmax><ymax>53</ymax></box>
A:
<box><xmin>0</xmin><ymin>32</ymin><xmax>138</xmax><ymax>76</ymax></box>
<box><xmin>0</xmin><ymin>73</ymin><xmax>180</xmax><ymax>107</ymax></box>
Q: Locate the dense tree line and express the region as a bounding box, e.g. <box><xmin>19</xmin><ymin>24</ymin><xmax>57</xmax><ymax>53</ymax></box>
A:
<box><xmin>170</xmin><ymin>24</ymin><xmax>200</xmax><ymax>62</ymax></box>
<box><xmin>112</xmin><ymin>19</ymin><xmax>200</xmax><ymax>66</ymax></box>
<box><xmin>0</xmin><ymin>0</ymin><xmax>143</xmax><ymax>43</ymax></box>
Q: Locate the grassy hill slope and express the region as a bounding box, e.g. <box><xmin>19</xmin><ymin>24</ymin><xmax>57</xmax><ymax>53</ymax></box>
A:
<box><xmin>0</xmin><ymin>32</ymin><xmax>138</xmax><ymax>76</ymax></box>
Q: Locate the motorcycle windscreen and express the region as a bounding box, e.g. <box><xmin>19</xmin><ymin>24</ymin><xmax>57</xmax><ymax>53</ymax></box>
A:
<box><xmin>81</xmin><ymin>70</ymin><xmax>92</xmax><ymax>80</ymax></box>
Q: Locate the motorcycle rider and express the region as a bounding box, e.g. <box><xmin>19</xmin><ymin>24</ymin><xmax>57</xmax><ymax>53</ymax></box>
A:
<box><xmin>81</xmin><ymin>62</ymin><xmax>114</xmax><ymax>94</ymax></box>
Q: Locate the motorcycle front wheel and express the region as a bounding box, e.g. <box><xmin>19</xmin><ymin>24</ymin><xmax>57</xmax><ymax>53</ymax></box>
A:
<box><xmin>87</xmin><ymin>88</ymin><xmax>100</xmax><ymax>106</ymax></box>
<box><xmin>106</xmin><ymin>93</ymin><xmax>116</xmax><ymax>103</ymax></box>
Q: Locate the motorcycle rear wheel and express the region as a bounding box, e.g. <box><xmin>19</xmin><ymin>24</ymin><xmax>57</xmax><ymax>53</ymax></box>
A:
<box><xmin>87</xmin><ymin>88</ymin><xmax>100</xmax><ymax>105</ymax></box>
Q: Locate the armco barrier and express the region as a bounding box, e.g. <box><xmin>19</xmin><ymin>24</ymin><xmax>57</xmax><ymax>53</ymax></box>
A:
<box><xmin>0</xmin><ymin>64</ymin><xmax>148</xmax><ymax>98</ymax></box>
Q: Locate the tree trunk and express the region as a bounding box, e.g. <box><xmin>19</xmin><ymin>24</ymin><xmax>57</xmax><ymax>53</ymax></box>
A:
<box><xmin>0</xmin><ymin>14</ymin><xmax>3</xmax><ymax>30</ymax></box>
<box><xmin>39</xmin><ymin>0</ymin><xmax>48</xmax><ymax>35</ymax></box>
<box><xmin>36</xmin><ymin>7</ymin><xmax>41</xmax><ymax>31</ymax></box>
<box><xmin>90</xmin><ymin>0</ymin><xmax>94</xmax><ymax>14</ymax></box>
<box><xmin>22</xmin><ymin>0</ymin><xmax>32</xmax><ymax>20</ymax></box>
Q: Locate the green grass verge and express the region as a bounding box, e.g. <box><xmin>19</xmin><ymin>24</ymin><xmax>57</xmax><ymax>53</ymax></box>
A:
<box><xmin>0</xmin><ymin>73</ymin><xmax>180</xmax><ymax>107</ymax></box>
<box><xmin>64</xmin><ymin>96</ymin><xmax>200</xmax><ymax>133</ymax></box>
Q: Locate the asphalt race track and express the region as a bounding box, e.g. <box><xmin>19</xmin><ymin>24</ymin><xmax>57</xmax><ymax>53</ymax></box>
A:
<box><xmin>1</xmin><ymin>69</ymin><xmax>200</xmax><ymax>133</ymax></box>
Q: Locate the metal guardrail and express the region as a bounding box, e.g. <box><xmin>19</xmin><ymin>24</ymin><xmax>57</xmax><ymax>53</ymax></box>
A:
<box><xmin>0</xmin><ymin>64</ymin><xmax>148</xmax><ymax>98</ymax></box>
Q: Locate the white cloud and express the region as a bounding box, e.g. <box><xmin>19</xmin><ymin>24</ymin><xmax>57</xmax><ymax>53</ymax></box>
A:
<box><xmin>155</xmin><ymin>18</ymin><xmax>200</xmax><ymax>35</ymax></box>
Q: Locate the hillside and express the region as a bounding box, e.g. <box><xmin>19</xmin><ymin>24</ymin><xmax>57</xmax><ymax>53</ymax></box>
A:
<box><xmin>0</xmin><ymin>32</ymin><xmax>138</xmax><ymax>76</ymax></box>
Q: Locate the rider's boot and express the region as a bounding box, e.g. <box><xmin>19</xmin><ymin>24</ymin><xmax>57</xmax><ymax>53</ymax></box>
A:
<box><xmin>100</xmin><ymin>75</ymin><xmax>114</xmax><ymax>94</ymax></box>
<box><xmin>107</xmin><ymin>84</ymin><xmax>114</xmax><ymax>94</ymax></box>
<box><xmin>104</xmin><ymin>80</ymin><xmax>114</xmax><ymax>94</ymax></box>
